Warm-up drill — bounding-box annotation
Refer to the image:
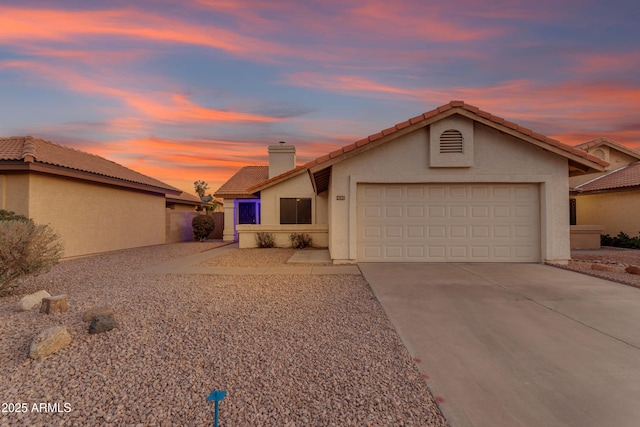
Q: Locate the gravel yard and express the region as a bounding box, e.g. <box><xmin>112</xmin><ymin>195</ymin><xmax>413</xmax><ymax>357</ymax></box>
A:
<box><xmin>196</xmin><ymin>248</ymin><xmax>329</xmax><ymax>268</ymax></box>
<box><xmin>0</xmin><ymin>242</ymin><xmax>447</xmax><ymax>427</ymax></box>
<box><xmin>551</xmin><ymin>247</ymin><xmax>640</xmax><ymax>288</ymax></box>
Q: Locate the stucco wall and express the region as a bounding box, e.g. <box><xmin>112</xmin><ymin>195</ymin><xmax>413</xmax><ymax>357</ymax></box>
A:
<box><xmin>576</xmin><ymin>191</ymin><xmax>640</xmax><ymax>237</ymax></box>
<box><xmin>25</xmin><ymin>173</ymin><xmax>166</xmax><ymax>258</ymax></box>
<box><xmin>328</xmin><ymin>119</ymin><xmax>570</xmax><ymax>263</ymax></box>
<box><xmin>1</xmin><ymin>173</ymin><xmax>30</xmax><ymax>215</ymax></box>
<box><xmin>259</xmin><ymin>173</ymin><xmax>327</xmax><ymax>225</ymax></box>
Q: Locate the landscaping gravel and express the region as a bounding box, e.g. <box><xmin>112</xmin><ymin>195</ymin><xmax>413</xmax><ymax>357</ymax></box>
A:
<box><xmin>0</xmin><ymin>242</ymin><xmax>448</xmax><ymax>426</ymax></box>
<box><xmin>196</xmin><ymin>248</ymin><xmax>333</xmax><ymax>268</ymax></box>
<box><xmin>550</xmin><ymin>247</ymin><xmax>640</xmax><ymax>288</ymax></box>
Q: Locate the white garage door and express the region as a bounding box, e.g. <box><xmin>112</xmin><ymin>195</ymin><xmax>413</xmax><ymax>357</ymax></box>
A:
<box><xmin>357</xmin><ymin>183</ymin><xmax>540</xmax><ymax>262</ymax></box>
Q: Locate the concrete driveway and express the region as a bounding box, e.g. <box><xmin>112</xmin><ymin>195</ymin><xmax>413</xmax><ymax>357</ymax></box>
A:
<box><xmin>359</xmin><ymin>263</ymin><xmax>640</xmax><ymax>427</ymax></box>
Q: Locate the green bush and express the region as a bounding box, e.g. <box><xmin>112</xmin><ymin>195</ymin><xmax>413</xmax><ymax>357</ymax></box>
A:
<box><xmin>0</xmin><ymin>211</ymin><xmax>63</xmax><ymax>295</ymax></box>
<box><xmin>255</xmin><ymin>232</ymin><xmax>276</xmax><ymax>248</ymax></box>
<box><xmin>601</xmin><ymin>232</ymin><xmax>640</xmax><ymax>249</ymax></box>
<box><xmin>289</xmin><ymin>233</ymin><xmax>312</xmax><ymax>249</ymax></box>
<box><xmin>192</xmin><ymin>214</ymin><xmax>215</xmax><ymax>241</ymax></box>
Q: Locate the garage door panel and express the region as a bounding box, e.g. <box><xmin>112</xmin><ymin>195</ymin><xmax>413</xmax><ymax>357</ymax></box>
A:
<box><xmin>357</xmin><ymin>183</ymin><xmax>540</xmax><ymax>262</ymax></box>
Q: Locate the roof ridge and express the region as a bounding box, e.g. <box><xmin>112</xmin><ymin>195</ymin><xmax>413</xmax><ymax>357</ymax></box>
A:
<box><xmin>302</xmin><ymin>100</ymin><xmax>607</xmax><ymax>170</ymax></box>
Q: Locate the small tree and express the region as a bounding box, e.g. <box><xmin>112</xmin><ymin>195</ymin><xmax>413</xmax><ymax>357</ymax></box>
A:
<box><xmin>0</xmin><ymin>210</ymin><xmax>63</xmax><ymax>295</ymax></box>
<box><xmin>194</xmin><ymin>180</ymin><xmax>220</xmax><ymax>212</ymax></box>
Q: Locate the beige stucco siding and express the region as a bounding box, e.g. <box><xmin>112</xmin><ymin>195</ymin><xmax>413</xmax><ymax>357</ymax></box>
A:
<box><xmin>1</xmin><ymin>174</ymin><xmax>30</xmax><ymax>215</ymax></box>
<box><xmin>260</xmin><ymin>173</ymin><xmax>327</xmax><ymax>225</ymax></box>
<box><xmin>575</xmin><ymin>191</ymin><xmax>640</xmax><ymax>237</ymax></box>
<box><xmin>26</xmin><ymin>174</ymin><xmax>166</xmax><ymax>258</ymax></box>
<box><xmin>328</xmin><ymin>121</ymin><xmax>570</xmax><ymax>263</ymax></box>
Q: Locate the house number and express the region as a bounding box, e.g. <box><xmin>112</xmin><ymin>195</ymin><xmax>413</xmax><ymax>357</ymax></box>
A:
<box><xmin>336</xmin><ymin>195</ymin><xmax>346</xmax><ymax>200</ymax></box>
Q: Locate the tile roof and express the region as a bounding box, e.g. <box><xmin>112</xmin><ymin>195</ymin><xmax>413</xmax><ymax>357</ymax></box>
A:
<box><xmin>167</xmin><ymin>191</ymin><xmax>203</xmax><ymax>204</ymax></box>
<box><xmin>216</xmin><ymin>101</ymin><xmax>610</xmax><ymax>196</ymax></box>
<box><xmin>576</xmin><ymin>162</ymin><xmax>640</xmax><ymax>193</ymax></box>
<box><xmin>214</xmin><ymin>166</ymin><xmax>268</xmax><ymax>197</ymax></box>
<box><xmin>303</xmin><ymin>100</ymin><xmax>608</xmax><ymax>170</ymax></box>
<box><xmin>575</xmin><ymin>137</ymin><xmax>640</xmax><ymax>161</ymax></box>
<box><xmin>0</xmin><ymin>136</ymin><xmax>179</xmax><ymax>193</ymax></box>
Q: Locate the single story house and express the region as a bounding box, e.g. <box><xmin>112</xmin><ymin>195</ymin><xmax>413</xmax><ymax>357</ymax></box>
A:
<box><xmin>0</xmin><ymin>136</ymin><xmax>182</xmax><ymax>258</ymax></box>
<box><xmin>215</xmin><ymin>101</ymin><xmax>607</xmax><ymax>264</ymax></box>
<box><xmin>570</xmin><ymin>138</ymin><xmax>640</xmax><ymax>238</ymax></box>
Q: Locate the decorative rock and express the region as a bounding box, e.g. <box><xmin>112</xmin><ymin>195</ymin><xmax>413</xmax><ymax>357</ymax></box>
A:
<box><xmin>29</xmin><ymin>326</ymin><xmax>72</xmax><ymax>359</ymax></box>
<box><xmin>83</xmin><ymin>306</ymin><xmax>114</xmax><ymax>322</ymax></box>
<box><xmin>591</xmin><ymin>263</ymin><xmax>614</xmax><ymax>272</ymax></box>
<box><xmin>40</xmin><ymin>295</ymin><xmax>68</xmax><ymax>314</ymax></box>
<box><xmin>625</xmin><ymin>266</ymin><xmax>640</xmax><ymax>275</ymax></box>
<box><xmin>89</xmin><ymin>314</ymin><xmax>118</xmax><ymax>334</ymax></box>
<box><xmin>18</xmin><ymin>290</ymin><xmax>51</xmax><ymax>311</ymax></box>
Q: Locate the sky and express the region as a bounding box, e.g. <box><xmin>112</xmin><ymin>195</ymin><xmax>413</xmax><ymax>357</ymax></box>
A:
<box><xmin>1</xmin><ymin>0</ymin><xmax>639</xmax><ymax>195</ymax></box>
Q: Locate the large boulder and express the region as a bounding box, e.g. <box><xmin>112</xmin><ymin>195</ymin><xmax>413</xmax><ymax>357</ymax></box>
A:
<box><xmin>29</xmin><ymin>326</ymin><xmax>72</xmax><ymax>359</ymax></box>
<box><xmin>88</xmin><ymin>314</ymin><xmax>118</xmax><ymax>334</ymax></box>
<box><xmin>18</xmin><ymin>290</ymin><xmax>51</xmax><ymax>311</ymax></box>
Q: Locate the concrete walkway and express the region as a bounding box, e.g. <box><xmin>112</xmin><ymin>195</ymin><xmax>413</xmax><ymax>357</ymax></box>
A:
<box><xmin>360</xmin><ymin>262</ymin><xmax>640</xmax><ymax>427</ymax></box>
<box><xmin>137</xmin><ymin>244</ymin><xmax>360</xmax><ymax>275</ymax></box>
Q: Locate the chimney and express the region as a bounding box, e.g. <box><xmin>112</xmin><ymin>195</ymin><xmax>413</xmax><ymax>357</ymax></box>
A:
<box><xmin>268</xmin><ymin>141</ymin><xmax>296</xmax><ymax>178</ymax></box>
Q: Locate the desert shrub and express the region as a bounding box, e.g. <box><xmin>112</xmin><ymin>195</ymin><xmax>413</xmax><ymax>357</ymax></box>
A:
<box><xmin>0</xmin><ymin>217</ymin><xmax>64</xmax><ymax>295</ymax></box>
<box><xmin>192</xmin><ymin>214</ymin><xmax>215</xmax><ymax>241</ymax></box>
<box><xmin>289</xmin><ymin>233</ymin><xmax>312</xmax><ymax>249</ymax></box>
<box><xmin>255</xmin><ymin>232</ymin><xmax>275</xmax><ymax>248</ymax></box>
<box><xmin>601</xmin><ymin>232</ymin><xmax>640</xmax><ymax>249</ymax></box>
<box><xmin>0</xmin><ymin>209</ymin><xmax>30</xmax><ymax>222</ymax></box>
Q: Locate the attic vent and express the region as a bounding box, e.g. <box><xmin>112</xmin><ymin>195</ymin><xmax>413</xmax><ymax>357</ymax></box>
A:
<box><xmin>439</xmin><ymin>129</ymin><xmax>464</xmax><ymax>154</ymax></box>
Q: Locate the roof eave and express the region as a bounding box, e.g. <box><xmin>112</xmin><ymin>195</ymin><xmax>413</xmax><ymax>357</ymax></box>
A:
<box><xmin>0</xmin><ymin>161</ymin><xmax>181</xmax><ymax>195</ymax></box>
<box><xmin>246</xmin><ymin>166</ymin><xmax>308</xmax><ymax>193</ymax></box>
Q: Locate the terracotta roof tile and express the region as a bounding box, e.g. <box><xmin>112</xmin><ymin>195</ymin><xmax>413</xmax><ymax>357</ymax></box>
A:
<box><xmin>477</xmin><ymin>110</ymin><xmax>492</xmax><ymax>119</ymax></box>
<box><xmin>219</xmin><ymin>101</ymin><xmax>610</xmax><ymax>194</ymax></box>
<box><xmin>382</xmin><ymin>126</ymin><xmax>397</xmax><ymax>136</ymax></box>
<box><xmin>575</xmin><ymin>137</ymin><xmax>640</xmax><ymax>161</ymax></box>
<box><xmin>396</xmin><ymin>120</ymin><xmax>411</xmax><ymax>130</ymax></box>
<box><xmin>329</xmin><ymin>148</ymin><xmax>343</xmax><ymax>158</ymax></box>
<box><xmin>0</xmin><ymin>136</ymin><xmax>178</xmax><ymax>192</ymax></box>
<box><xmin>368</xmin><ymin>132</ymin><xmax>383</xmax><ymax>142</ymax></box>
<box><xmin>214</xmin><ymin>166</ymin><xmax>268</xmax><ymax>197</ymax></box>
<box><xmin>355</xmin><ymin>138</ymin><xmax>369</xmax><ymax>148</ymax></box>
<box><xmin>577</xmin><ymin>162</ymin><xmax>640</xmax><ymax>192</ymax></box>
<box><xmin>410</xmin><ymin>115</ymin><xmax>426</xmax><ymax>124</ymax></box>
<box><xmin>342</xmin><ymin>142</ymin><xmax>358</xmax><ymax>153</ymax></box>
<box><xmin>304</xmin><ymin>100</ymin><xmax>608</xmax><ymax>170</ymax></box>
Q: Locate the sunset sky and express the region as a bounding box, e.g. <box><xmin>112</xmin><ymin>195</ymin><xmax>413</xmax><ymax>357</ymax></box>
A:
<box><xmin>1</xmin><ymin>1</ymin><xmax>639</xmax><ymax>194</ymax></box>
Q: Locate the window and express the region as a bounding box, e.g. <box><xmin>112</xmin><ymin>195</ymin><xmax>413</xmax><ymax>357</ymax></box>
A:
<box><xmin>280</xmin><ymin>198</ymin><xmax>312</xmax><ymax>224</ymax></box>
<box><xmin>569</xmin><ymin>198</ymin><xmax>576</xmax><ymax>226</ymax></box>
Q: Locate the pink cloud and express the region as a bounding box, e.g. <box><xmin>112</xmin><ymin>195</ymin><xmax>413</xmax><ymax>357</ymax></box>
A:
<box><xmin>1</xmin><ymin>59</ymin><xmax>281</xmax><ymax>125</ymax></box>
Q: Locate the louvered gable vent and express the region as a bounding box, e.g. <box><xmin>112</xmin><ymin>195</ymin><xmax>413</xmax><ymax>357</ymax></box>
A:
<box><xmin>439</xmin><ymin>129</ymin><xmax>464</xmax><ymax>154</ymax></box>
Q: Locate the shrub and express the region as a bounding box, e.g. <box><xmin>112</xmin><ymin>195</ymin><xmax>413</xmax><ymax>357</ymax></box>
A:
<box><xmin>289</xmin><ymin>233</ymin><xmax>312</xmax><ymax>249</ymax></box>
<box><xmin>192</xmin><ymin>214</ymin><xmax>215</xmax><ymax>241</ymax></box>
<box><xmin>601</xmin><ymin>232</ymin><xmax>640</xmax><ymax>249</ymax></box>
<box><xmin>255</xmin><ymin>232</ymin><xmax>275</xmax><ymax>248</ymax></box>
<box><xmin>0</xmin><ymin>215</ymin><xmax>64</xmax><ymax>295</ymax></box>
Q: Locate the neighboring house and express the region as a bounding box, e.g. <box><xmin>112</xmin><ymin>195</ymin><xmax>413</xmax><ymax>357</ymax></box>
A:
<box><xmin>570</xmin><ymin>138</ymin><xmax>640</xmax><ymax>238</ymax></box>
<box><xmin>0</xmin><ymin>136</ymin><xmax>181</xmax><ymax>258</ymax></box>
<box><xmin>215</xmin><ymin>101</ymin><xmax>607</xmax><ymax>264</ymax></box>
